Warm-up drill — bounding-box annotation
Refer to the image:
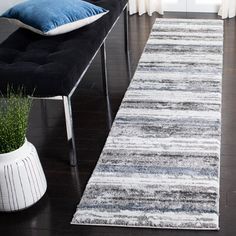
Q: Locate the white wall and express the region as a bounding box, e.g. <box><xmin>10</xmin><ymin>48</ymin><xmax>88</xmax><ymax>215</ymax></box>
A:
<box><xmin>0</xmin><ymin>0</ymin><xmax>26</xmax><ymax>14</ymax></box>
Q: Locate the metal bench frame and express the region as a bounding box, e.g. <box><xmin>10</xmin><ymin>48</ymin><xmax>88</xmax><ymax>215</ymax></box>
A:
<box><xmin>36</xmin><ymin>4</ymin><xmax>130</xmax><ymax>167</ymax></box>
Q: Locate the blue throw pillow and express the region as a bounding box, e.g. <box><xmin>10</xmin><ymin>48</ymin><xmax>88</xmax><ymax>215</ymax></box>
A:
<box><xmin>1</xmin><ymin>0</ymin><xmax>108</xmax><ymax>36</ymax></box>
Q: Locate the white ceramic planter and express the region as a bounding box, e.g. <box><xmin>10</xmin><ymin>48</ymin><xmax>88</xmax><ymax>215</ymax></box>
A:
<box><xmin>0</xmin><ymin>140</ymin><xmax>47</xmax><ymax>212</ymax></box>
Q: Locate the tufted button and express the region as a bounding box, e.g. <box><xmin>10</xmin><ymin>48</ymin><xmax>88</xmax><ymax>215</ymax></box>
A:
<box><xmin>13</xmin><ymin>49</ymin><xmax>49</xmax><ymax>65</ymax></box>
<box><xmin>26</xmin><ymin>40</ymin><xmax>60</xmax><ymax>53</ymax></box>
<box><xmin>0</xmin><ymin>48</ymin><xmax>20</xmax><ymax>64</ymax></box>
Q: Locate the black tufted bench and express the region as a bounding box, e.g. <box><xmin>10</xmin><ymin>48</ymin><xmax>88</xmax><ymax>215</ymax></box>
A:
<box><xmin>0</xmin><ymin>0</ymin><xmax>130</xmax><ymax>166</ymax></box>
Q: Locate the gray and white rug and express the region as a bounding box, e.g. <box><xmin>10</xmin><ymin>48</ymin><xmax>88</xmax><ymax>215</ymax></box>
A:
<box><xmin>72</xmin><ymin>18</ymin><xmax>223</xmax><ymax>230</ymax></box>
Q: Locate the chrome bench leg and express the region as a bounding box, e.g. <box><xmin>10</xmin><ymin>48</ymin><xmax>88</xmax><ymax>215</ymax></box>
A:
<box><xmin>63</xmin><ymin>96</ymin><xmax>77</xmax><ymax>166</ymax></box>
<box><xmin>124</xmin><ymin>5</ymin><xmax>132</xmax><ymax>80</ymax></box>
<box><xmin>101</xmin><ymin>42</ymin><xmax>112</xmax><ymax>130</ymax></box>
<box><xmin>101</xmin><ymin>43</ymin><xmax>109</xmax><ymax>98</ymax></box>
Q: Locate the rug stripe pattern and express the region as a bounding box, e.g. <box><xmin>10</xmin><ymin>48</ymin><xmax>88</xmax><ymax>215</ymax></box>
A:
<box><xmin>72</xmin><ymin>19</ymin><xmax>223</xmax><ymax>230</ymax></box>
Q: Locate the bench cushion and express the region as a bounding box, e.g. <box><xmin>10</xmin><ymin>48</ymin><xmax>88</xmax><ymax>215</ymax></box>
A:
<box><xmin>0</xmin><ymin>0</ymin><xmax>127</xmax><ymax>96</ymax></box>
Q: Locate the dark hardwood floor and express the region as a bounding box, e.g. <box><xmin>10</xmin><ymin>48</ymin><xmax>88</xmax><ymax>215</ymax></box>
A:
<box><xmin>0</xmin><ymin>12</ymin><xmax>236</xmax><ymax>236</ymax></box>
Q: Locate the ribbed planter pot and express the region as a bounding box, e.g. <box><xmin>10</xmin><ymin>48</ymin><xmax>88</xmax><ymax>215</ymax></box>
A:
<box><xmin>0</xmin><ymin>140</ymin><xmax>47</xmax><ymax>212</ymax></box>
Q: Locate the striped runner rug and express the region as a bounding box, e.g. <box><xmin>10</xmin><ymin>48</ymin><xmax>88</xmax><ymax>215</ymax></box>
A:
<box><xmin>72</xmin><ymin>18</ymin><xmax>223</xmax><ymax>230</ymax></box>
